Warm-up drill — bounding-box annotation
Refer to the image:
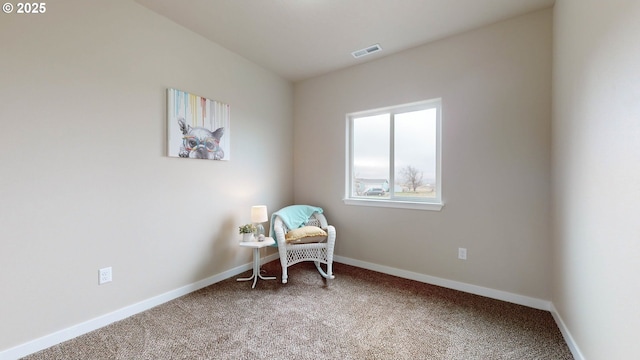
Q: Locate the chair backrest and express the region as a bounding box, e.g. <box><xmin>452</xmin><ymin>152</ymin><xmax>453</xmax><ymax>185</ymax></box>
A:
<box><xmin>274</xmin><ymin>212</ymin><xmax>328</xmax><ymax>234</ymax></box>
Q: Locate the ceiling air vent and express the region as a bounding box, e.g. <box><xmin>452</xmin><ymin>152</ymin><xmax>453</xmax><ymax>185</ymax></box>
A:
<box><xmin>351</xmin><ymin>44</ymin><xmax>382</xmax><ymax>59</ymax></box>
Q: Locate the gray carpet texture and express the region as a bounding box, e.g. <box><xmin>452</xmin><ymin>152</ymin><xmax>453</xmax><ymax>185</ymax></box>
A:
<box><xmin>23</xmin><ymin>261</ymin><xmax>573</xmax><ymax>359</ymax></box>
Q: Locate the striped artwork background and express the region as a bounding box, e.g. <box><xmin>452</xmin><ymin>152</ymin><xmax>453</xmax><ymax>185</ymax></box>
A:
<box><xmin>167</xmin><ymin>88</ymin><xmax>230</xmax><ymax>160</ymax></box>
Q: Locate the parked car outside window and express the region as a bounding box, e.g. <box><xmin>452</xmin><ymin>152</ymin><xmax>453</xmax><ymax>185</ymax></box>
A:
<box><xmin>364</xmin><ymin>188</ymin><xmax>386</xmax><ymax>196</ymax></box>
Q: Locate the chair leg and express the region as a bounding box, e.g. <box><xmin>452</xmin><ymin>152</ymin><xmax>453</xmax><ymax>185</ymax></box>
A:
<box><xmin>282</xmin><ymin>266</ymin><xmax>288</xmax><ymax>284</ymax></box>
<box><xmin>314</xmin><ymin>261</ymin><xmax>335</xmax><ymax>280</ymax></box>
<box><xmin>279</xmin><ymin>251</ymin><xmax>288</xmax><ymax>284</ymax></box>
<box><xmin>327</xmin><ymin>261</ymin><xmax>334</xmax><ymax>280</ymax></box>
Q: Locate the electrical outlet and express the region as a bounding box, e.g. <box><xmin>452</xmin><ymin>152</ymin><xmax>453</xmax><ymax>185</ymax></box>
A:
<box><xmin>99</xmin><ymin>267</ymin><xmax>112</xmax><ymax>285</ymax></box>
<box><xmin>458</xmin><ymin>248</ymin><xmax>467</xmax><ymax>260</ymax></box>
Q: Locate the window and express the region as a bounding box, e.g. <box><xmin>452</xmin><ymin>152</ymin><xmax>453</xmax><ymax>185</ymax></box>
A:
<box><xmin>344</xmin><ymin>99</ymin><xmax>443</xmax><ymax>211</ymax></box>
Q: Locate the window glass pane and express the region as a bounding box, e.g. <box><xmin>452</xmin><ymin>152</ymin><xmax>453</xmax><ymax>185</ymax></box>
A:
<box><xmin>352</xmin><ymin>114</ymin><xmax>390</xmax><ymax>198</ymax></box>
<box><xmin>394</xmin><ymin>109</ymin><xmax>437</xmax><ymax>199</ymax></box>
<box><xmin>345</xmin><ymin>98</ymin><xmax>442</xmax><ymax>210</ymax></box>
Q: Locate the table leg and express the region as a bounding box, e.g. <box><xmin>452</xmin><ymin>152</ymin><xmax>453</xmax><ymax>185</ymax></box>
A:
<box><xmin>237</xmin><ymin>246</ymin><xmax>276</xmax><ymax>288</ymax></box>
<box><xmin>236</xmin><ymin>272</ymin><xmax>256</xmax><ymax>282</ymax></box>
<box><xmin>236</xmin><ymin>249</ymin><xmax>257</xmax><ymax>284</ymax></box>
<box><xmin>252</xmin><ymin>248</ymin><xmax>259</xmax><ymax>288</ymax></box>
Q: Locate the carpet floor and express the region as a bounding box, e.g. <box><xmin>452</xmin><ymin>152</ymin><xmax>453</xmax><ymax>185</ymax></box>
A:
<box><xmin>22</xmin><ymin>261</ymin><xmax>573</xmax><ymax>359</ymax></box>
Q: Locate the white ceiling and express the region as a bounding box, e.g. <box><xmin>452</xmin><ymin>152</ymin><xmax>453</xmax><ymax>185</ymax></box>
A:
<box><xmin>135</xmin><ymin>0</ymin><xmax>555</xmax><ymax>82</ymax></box>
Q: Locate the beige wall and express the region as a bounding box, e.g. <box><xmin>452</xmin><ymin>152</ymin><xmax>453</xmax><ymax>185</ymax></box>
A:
<box><xmin>552</xmin><ymin>0</ymin><xmax>640</xmax><ymax>358</ymax></box>
<box><xmin>0</xmin><ymin>0</ymin><xmax>292</xmax><ymax>351</ymax></box>
<box><xmin>294</xmin><ymin>10</ymin><xmax>552</xmax><ymax>300</ymax></box>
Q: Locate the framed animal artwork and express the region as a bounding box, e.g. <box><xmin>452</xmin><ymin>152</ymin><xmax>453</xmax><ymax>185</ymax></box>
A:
<box><xmin>167</xmin><ymin>88</ymin><xmax>230</xmax><ymax>160</ymax></box>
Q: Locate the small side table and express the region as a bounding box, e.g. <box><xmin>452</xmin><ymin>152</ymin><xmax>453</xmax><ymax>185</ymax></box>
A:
<box><xmin>237</xmin><ymin>237</ymin><xmax>276</xmax><ymax>288</ymax></box>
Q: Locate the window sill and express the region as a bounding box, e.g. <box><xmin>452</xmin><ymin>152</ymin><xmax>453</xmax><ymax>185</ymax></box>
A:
<box><xmin>343</xmin><ymin>198</ymin><xmax>444</xmax><ymax>211</ymax></box>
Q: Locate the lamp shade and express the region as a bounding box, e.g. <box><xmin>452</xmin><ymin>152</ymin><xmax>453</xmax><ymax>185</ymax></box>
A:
<box><xmin>251</xmin><ymin>205</ymin><xmax>268</xmax><ymax>223</ymax></box>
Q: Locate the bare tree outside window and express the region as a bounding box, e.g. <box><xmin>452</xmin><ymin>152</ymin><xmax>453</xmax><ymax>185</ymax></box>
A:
<box><xmin>400</xmin><ymin>165</ymin><xmax>424</xmax><ymax>192</ymax></box>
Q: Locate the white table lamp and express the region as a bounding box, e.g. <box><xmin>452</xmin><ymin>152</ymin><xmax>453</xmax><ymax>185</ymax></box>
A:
<box><xmin>251</xmin><ymin>205</ymin><xmax>268</xmax><ymax>241</ymax></box>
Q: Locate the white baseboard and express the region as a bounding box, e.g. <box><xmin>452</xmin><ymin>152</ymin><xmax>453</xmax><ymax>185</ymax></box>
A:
<box><xmin>0</xmin><ymin>253</ymin><xmax>279</xmax><ymax>360</ymax></box>
<box><xmin>334</xmin><ymin>255</ymin><xmax>552</xmax><ymax>311</ymax></box>
<box><xmin>550</xmin><ymin>303</ymin><xmax>585</xmax><ymax>360</ymax></box>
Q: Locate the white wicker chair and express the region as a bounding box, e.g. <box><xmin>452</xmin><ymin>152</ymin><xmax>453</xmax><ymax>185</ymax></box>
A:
<box><xmin>272</xmin><ymin>211</ymin><xmax>336</xmax><ymax>284</ymax></box>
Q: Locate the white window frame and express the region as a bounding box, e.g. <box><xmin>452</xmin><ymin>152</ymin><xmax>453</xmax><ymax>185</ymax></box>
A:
<box><xmin>344</xmin><ymin>98</ymin><xmax>443</xmax><ymax>211</ymax></box>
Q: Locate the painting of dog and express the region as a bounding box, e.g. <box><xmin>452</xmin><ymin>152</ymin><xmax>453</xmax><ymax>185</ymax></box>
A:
<box><xmin>177</xmin><ymin>117</ymin><xmax>225</xmax><ymax>159</ymax></box>
<box><xmin>167</xmin><ymin>88</ymin><xmax>230</xmax><ymax>160</ymax></box>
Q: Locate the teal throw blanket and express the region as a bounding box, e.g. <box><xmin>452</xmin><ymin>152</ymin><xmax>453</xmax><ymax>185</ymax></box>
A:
<box><xmin>269</xmin><ymin>205</ymin><xmax>323</xmax><ymax>245</ymax></box>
